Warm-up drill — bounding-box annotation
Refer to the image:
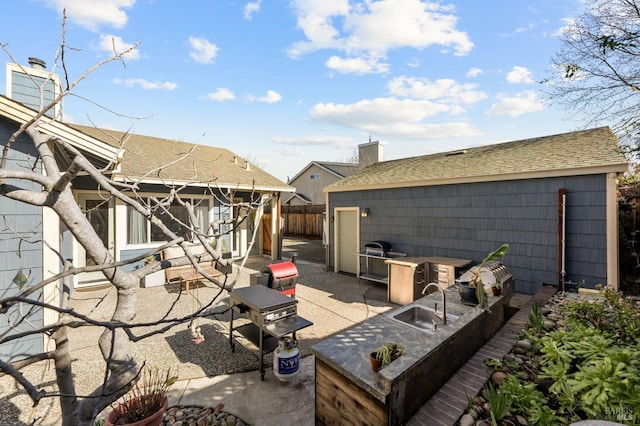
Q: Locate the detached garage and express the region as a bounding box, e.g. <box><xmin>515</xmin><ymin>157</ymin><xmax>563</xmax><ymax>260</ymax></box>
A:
<box><xmin>324</xmin><ymin>127</ymin><xmax>628</xmax><ymax>294</ymax></box>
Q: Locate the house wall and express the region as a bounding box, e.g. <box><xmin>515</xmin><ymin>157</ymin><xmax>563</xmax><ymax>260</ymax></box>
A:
<box><xmin>328</xmin><ymin>175</ymin><xmax>610</xmax><ymax>294</ymax></box>
<box><xmin>290</xmin><ymin>165</ymin><xmax>340</xmax><ymax>205</ymax></box>
<box><xmin>0</xmin><ymin>117</ymin><xmax>45</xmax><ymax>361</ymax></box>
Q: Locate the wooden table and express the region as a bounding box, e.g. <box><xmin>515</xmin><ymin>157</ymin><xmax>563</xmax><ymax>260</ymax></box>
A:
<box><xmin>177</xmin><ymin>268</ymin><xmax>222</xmax><ymax>295</ymax></box>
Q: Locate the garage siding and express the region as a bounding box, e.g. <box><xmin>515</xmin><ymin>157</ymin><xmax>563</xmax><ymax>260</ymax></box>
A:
<box><xmin>328</xmin><ymin>175</ymin><xmax>607</xmax><ymax>294</ymax></box>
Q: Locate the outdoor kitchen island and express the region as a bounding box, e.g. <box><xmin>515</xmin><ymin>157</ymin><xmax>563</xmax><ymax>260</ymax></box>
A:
<box><xmin>311</xmin><ymin>286</ymin><xmax>508</xmax><ymax>425</ymax></box>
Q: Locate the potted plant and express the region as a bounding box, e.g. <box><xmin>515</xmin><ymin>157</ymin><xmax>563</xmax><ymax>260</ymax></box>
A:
<box><xmin>105</xmin><ymin>367</ymin><xmax>177</xmax><ymax>426</ymax></box>
<box><xmin>459</xmin><ymin>244</ymin><xmax>509</xmax><ymax>311</ymax></box>
<box><xmin>490</xmin><ymin>282</ymin><xmax>502</xmax><ymax>296</ymax></box>
<box><xmin>369</xmin><ymin>342</ymin><xmax>404</xmax><ymax>372</ymax></box>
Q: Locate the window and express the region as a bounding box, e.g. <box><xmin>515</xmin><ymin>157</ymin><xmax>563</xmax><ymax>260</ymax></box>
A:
<box><xmin>127</xmin><ymin>198</ymin><xmax>210</xmax><ymax>244</ymax></box>
<box><xmin>310</xmin><ymin>174</ymin><xmax>320</xmax><ymax>180</ymax></box>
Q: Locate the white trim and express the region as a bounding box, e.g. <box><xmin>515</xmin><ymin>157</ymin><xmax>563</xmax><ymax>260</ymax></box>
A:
<box><xmin>41</xmin><ymin>205</ymin><xmax>60</xmax><ymax>352</ymax></box>
<box><xmin>606</xmin><ymin>172</ymin><xmax>620</xmax><ymax>289</ymax></box>
<box><xmin>324</xmin><ymin>165</ymin><xmax>629</xmax><ymax>193</ymax></box>
<box><xmin>0</xmin><ymin>95</ymin><xmax>119</xmax><ymax>162</ymax></box>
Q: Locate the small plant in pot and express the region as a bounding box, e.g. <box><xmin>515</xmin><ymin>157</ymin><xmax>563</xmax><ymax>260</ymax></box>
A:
<box><xmin>105</xmin><ymin>366</ymin><xmax>177</xmax><ymax>426</ymax></box>
<box><xmin>370</xmin><ymin>342</ymin><xmax>404</xmax><ymax>372</ymax></box>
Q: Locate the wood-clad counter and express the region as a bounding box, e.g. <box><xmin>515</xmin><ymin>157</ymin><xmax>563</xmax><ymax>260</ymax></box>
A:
<box><xmin>311</xmin><ymin>287</ymin><xmax>507</xmax><ymax>425</ymax></box>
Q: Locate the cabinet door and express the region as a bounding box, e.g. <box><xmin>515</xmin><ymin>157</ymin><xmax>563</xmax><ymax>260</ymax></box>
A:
<box><xmin>389</xmin><ymin>264</ymin><xmax>415</xmax><ymax>305</ymax></box>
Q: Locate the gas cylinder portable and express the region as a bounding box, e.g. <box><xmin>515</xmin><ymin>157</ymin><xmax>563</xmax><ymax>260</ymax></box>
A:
<box><xmin>273</xmin><ymin>336</ymin><xmax>299</xmax><ymax>381</ymax></box>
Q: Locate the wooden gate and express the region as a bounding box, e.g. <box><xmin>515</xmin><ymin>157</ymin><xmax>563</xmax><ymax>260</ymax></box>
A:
<box><xmin>262</xmin><ymin>213</ymin><xmax>272</xmax><ymax>256</ymax></box>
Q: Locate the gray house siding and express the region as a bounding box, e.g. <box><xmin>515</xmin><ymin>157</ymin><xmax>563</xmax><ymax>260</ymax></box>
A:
<box><xmin>10</xmin><ymin>70</ymin><xmax>57</xmax><ymax>118</ymax></box>
<box><xmin>0</xmin><ymin>117</ymin><xmax>44</xmax><ymax>361</ymax></box>
<box><xmin>328</xmin><ymin>174</ymin><xmax>608</xmax><ymax>294</ymax></box>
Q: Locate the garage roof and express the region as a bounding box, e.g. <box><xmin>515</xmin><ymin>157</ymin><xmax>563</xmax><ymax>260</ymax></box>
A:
<box><xmin>326</xmin><ymin>127</ymin><xmax>628</xmax><ymax>193</ymax></box>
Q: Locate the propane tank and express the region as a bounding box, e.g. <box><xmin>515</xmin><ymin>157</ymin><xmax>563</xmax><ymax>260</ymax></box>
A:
<box><xmin>273</xmin><ymin>336</ymin><xmax>299</xmax><ymax>381</ymax></box>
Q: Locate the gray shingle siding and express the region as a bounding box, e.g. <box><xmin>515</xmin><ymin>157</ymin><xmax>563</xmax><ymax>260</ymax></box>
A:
<box><xmin>329</xmin><ymin>174</ymin><xmax>608</xmax><ymax>294</ymax></box>
<box><xmin>0</xmin><ymin>117</ymin><xmax>45</xmax><ymax>361</ymax></box>
<box><xmin>10</xmin><ymin>71</ymin><xmax>57</xmax><ymax>118</ymax></box>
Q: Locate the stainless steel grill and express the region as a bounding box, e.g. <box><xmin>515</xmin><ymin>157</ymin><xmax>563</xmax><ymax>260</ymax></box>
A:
<box><xmin>459</xmin><ymin>261</ymin><xmax>514</xmax><ymax>298</ymax></box>
<box><xmin>363</xmin><ymin>240</ymin><xmax>406</xmax><ymax>258</ymax></box>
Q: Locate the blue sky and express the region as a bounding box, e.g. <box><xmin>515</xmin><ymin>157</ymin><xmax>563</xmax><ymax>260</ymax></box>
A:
<box><xmin>1</xmin><ymin>0</ymin><xmax>588</xmax><ymax>183</ymax></box>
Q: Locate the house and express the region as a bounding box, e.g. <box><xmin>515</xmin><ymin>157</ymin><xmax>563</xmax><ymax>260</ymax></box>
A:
<box><xmin>0</xmin><ymin>60</ymin><xmax>293</xmax><ymax>360</ymax></box>
<box><xmin>284</xmin><ymin>140</ymin><xmax>383</xmax><ymax>205</ymax></box>
<box><xmin>324</xmin><ymin>127</ymin><xmax>628</xmax><ymax>294</ymax></box>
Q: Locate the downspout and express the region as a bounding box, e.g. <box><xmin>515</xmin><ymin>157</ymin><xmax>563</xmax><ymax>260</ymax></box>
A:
<box><xmin>558</xmin><ymin>188</ymin><xmax>566</xmax><ymax>292</ymax></box>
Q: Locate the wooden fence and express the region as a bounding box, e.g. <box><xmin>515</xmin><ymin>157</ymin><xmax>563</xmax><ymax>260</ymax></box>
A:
<box><xmin>282</xmin><ymin>205</ymin><xmax>324</xmax><ymax>238</ymax></box>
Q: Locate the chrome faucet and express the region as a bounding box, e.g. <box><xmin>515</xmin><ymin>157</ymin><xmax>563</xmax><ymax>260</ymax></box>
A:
<box><xmin>422</xmin><ymin>282</ymin><xmax>447</xmax><ymax>325</ymax></box>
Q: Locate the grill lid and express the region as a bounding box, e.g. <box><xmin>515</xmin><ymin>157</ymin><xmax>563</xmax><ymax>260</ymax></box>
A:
<box><xmin>459</xmin><ymin>261</ymin><xmax>512</xmax><ymax>285</ymax></box>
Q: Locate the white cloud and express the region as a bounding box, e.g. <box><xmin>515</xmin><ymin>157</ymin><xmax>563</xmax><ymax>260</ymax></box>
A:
<box><xmin>40</xmin><ymin>0</ymin><xmax>135</xmax><ymax>31</ymax></box>
<box><xmin>466</xmin><ymin>67</ymin><xmax>483</xmax><ymax>78</ymax></box>
<box><xmin>486</xmin><ymin>90</ymin><xmax>544</xmax><ymax>117</ymax></box>
<box><xmin>506</xmin><ymin>66</ymin><xmax>534</xmax><ymax>84</ymax></box>
<box><xmin>308</xmin><ymin>93</ymin><xmax>483</xmax><ymax>140</ymax></box>
<box><xmin>311</xmin><ymin>98</ymin><xmax>456</xmax><ymax>128</ymax></box>
<box><xmin>326</xmin><ymin>55</ymin><xmax>389</xmax><ymax>74</ymax></box>
<box><xmin>288</xmin><ymin>0</ymin><xmax>473</xmax><ymax>74</ymax></box>
<box><xmin>99</xmin><ymin>34</ymin><xmax>140</xmax><ymax>60</ymax></box>
<box><xmin>388</xmin><ymin>76</ymin><xmax>487</xmax><ymax>106</ymax></box>
<box><xmin>244</xmin><ymin>0</ymin><xmax>262</xmax><ymax>20</ymax></box>
<box><xmin>247</xmin><ymin>90</ymin><xmax>282</xmax><ymax>104</ymax></box>
<box><xmin>207</xmin><ymin>88</ymin><xmax>235</xmax><ymax>101</ymax></box>
<box><xmin>188</xmin><ymin>36</ymin><xmax>219</xmax><ymax>64</ymax></box>
<box><xmin>113</xmin><ymin>78</ymin><xmax>177</xmax><ymax>90</ymax></box>
<box><xmin>272</xmin><ymin>135</ymin><xmax>354</xmax><ymax>148</ymax></box>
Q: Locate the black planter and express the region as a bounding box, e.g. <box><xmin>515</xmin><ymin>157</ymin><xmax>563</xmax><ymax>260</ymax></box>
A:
<box><xmin>458</xmin><ymin>283</ymin><xmax>479</xmax><ymax>306</ymax></box>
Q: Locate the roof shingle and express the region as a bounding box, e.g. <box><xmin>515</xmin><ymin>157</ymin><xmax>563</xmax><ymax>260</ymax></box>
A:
<box><xmin>68</xmin><ymin>124</ymin><xmax>291</xmax><ymax>191</ymax></box>
<box><xmin>326</xmin><ymin>127</ymin><xmax>628</xmax><ymax>192</ymax></box>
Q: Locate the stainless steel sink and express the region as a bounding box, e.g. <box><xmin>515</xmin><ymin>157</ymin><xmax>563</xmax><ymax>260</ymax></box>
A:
<box><xmin>387</xmin><ymin>305</ymin><xmax>459</xmax><ymax>334</ymax></box>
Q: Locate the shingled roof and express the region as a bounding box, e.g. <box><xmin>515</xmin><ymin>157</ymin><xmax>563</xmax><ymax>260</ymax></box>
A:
<box><xmin>326</xmin><ymin>127</ymin><xmax>628</xmax><ymax>193</ymax></box>
<box><xmin>68</xmin><ymin>124</ymin><xmax>292</xmax><ymax>192</ymax></box>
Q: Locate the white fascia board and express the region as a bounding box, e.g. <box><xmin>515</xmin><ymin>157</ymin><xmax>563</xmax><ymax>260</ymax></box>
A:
<box><xmin>0</xmin><ymin>96</ymin><xmax>118</xmax><ymax>161</ymax></box>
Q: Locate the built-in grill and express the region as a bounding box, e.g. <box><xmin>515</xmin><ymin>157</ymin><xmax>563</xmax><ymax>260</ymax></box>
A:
<box><xmin>458</xmin><ymin>261</ymin><xmax>514</xmax><ymax>299</ymax></box>
<box><xmin>228</xmin><ymin>285</ymin><xmax>312</xmax><ymax>380</ymax></box>
<box><xmin>363</xmin><ymin>240</ymin><xmax>406</xmax><ymax>258</ymax></box>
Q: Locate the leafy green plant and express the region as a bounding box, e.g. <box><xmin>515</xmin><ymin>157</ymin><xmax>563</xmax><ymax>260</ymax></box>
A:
<box><xmin>373</xmin><ymin>342</ymin><xmax>404</xmax><ymax>368</ymax></box>
<box><xmin>483</xmin><ymin>382</ymin><xmax>510</xmax><ymax>425</ymax></box>
<box><xmin>484</xmin><ymin>357</ymin><xmax>503</xmax><ymax>370</ymax></box>
<box><xmin>469</xmin><ymin>243</ymin><xmax>509</xmax><ymax>311</ymax></box>
<box><xmin>528</xmin><ymin>301</ymin><xmax>544</xmax><ymax>333</ymax></box>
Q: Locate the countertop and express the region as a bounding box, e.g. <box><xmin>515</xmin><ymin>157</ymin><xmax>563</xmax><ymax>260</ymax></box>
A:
<box><xmin>384</xmin><ymin>256</ymin><xmax>472</xmax><ymax>268</ymax></box>
<box><xmin>310</xmin><ymin>287</ymin><xmax>501</xmax><ymax>403</ymax></box>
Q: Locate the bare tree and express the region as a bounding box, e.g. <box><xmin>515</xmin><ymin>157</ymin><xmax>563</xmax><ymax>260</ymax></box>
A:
<box><xmin>545</xmin><ymin>0</ymin><xmax>640</xmax><ymax>154</ymax></box>
<box><xmin>0</xmin><ymin>18</ymin><xmax>266</xmax><ymax>425</ymax></box>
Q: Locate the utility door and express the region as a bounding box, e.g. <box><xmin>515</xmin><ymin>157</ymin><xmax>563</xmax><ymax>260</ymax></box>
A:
<box><xmin>334</xmin><ymin>208</ymin><xmax>358</xmax><ymax>274</ymax></box>
<box><xmin>76</xmin><ymin>193</ymin><xmax>115</xmax><ymax>287</ymax></box>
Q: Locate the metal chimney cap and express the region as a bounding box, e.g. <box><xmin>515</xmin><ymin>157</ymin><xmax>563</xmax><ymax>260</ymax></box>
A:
<box><xmin>28</xmin><ymin>57</ymin><xmax>46</xmax><ymax>70</ymax></box>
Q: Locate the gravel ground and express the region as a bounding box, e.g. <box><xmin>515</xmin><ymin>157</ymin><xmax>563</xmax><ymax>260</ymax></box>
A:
<box><xmin>0</xmin><ymin>249</ymin><xmax>392</xmax><ymax>426</ymax></box>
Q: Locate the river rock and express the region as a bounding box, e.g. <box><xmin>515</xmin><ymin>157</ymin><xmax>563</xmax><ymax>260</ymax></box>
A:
<box><xmin>459</xmin><ymin>413</ymin><xmax>475</xmax><ymax>426</ymax></box>
<box><xmin>516</xmin><ymin>339</ymin><xmax>532</xmax><ymax>351</ymax></box>
<box><xmin>490</xmin><ymin>371</ymin><xmax>507</xmax><ymax>386</ymax></box>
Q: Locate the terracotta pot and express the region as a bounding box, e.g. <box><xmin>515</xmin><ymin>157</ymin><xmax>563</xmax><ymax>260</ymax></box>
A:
<box><xmin>491</xmin><ymin>286</ymin><xmax>502</xmax><ymax>296</ymax></box>
<box><xmin>105</xmin><ymin>396</ymin><xmax>168</xmax><ymax>426</ymax></box>
<box><xmin>369</xmin><ymin>352</ymin><xmax>383</xmax><ymax>372</ymax></box>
